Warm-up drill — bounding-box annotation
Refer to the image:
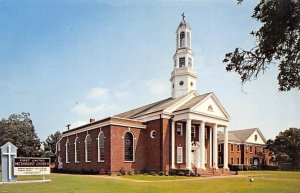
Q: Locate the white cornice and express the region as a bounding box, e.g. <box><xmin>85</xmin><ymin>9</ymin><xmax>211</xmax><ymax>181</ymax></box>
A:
<box><xmin>62</xmin><ymin>120</ymin><xmax>146</xmax><ymax>137</ymax></box>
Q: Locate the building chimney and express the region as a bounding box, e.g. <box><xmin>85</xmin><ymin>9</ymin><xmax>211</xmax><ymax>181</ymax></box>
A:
<box><xmin>90</xmin><ymin>118</ymin><xmax>95</xmax><ymax>123</ymax></box>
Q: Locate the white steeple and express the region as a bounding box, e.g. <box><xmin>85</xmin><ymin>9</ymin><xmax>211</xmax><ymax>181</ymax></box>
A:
<box><xmin>170</xmin><ymin>13</ymin><xmax>197</xmax><ymax>98</ymax></box>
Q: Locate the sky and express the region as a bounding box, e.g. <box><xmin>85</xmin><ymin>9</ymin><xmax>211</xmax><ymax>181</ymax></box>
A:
<box><xmin>0</xmin><ymin>0</ymin><xmax>299</xmax><ymax>141</ymax></box>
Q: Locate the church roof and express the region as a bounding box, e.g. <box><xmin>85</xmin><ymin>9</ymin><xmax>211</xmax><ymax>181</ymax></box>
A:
<box><xmin>175</xmin><ymin>93</ymin><xmax>211</xmax><ymax>112</ymax></box>
<box><xmin>115</xmin><ymin>92</ymin><xmax>211</xmax><ymax>119</ymax></box>
<box><xmin>178</xmin><ymin>19</ymin><xmax>191</xmax><ymax>29</ymax></box>
<box><xmin>218</xmin><ymin>128</ymin><xmax>266</xmax><ymax>144</ymax></box>
<box><xmin>115</xmin><ymin>95</ymin><xmax>186</xmax><ymax>119</ymax></box>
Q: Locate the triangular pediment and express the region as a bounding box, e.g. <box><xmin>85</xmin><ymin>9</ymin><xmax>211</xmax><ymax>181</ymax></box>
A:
<box><xmin>191</xmin><ymin>93</ymin><xmax>230</xmax><ymax>120</ymax></box>
<box><xmin>245</xmin><ymin>129</ymin><xmax>266</xmax><ymax>145</ymax></box>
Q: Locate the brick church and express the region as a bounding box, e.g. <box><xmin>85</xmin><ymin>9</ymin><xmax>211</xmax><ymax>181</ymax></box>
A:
<box><xmin>56</xmin><ymin>15</ymin><xmax>231</xmax><ymax>174</ymax></box>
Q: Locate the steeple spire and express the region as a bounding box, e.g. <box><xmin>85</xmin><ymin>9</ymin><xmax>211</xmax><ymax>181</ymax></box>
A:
<box><xmin>170</xmin><ymin>14</ymin><xmax>197</xmax><ymax>98</ymax></box>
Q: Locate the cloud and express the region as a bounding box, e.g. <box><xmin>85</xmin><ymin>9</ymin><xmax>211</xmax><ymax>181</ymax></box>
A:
<box><xmin>86</xmin><ymin>87</ymin><xmax>108</xmax><ymax>99</ymax></box>
<box><xmin>71</xmin><ymin>103</ymin><xmax>105</xmax><ymax>115</ymax></box>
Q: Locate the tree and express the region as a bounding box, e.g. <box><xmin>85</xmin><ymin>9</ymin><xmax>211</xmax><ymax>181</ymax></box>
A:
<box><xmin>267</xmin><ymin>128</ymin><xmax>300</xmax><ymax>165</ymax></box>
<box><xmin>0</xmin><ymin>113</ymin><xmax>42</xmax><ymax>157</ymax></box>
<box><xmin>223</xmin><ymin>0</ymin><xmax>300</xmax><ymax>91</ymax></box>
<box><xmin>43</xmin><ymin>131</ymin><xmax>62</xmax><ymax>163</ymax></box>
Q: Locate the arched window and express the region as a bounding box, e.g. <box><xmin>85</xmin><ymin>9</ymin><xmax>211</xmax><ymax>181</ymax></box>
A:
<box><xmin>98</xmin><ymin>131</ymin><xmax>105</xmax><ymax>162</ymax></box>
<box><xmin>85</xmin><ymin>134</ymin><xmax>92</xmax><ymax>162</ymax></box>
<box><xmin>65</xmin><ymin>139</ymin><xmax>71</xmax><ymax>163</ymax></box>
<box><xmin>180</xmin><ymin>32</ymin><xmax>185</xmax><ymax>47</ymax></box>
<box><xmin>74</xmin><ymin>137</ymin><xmax>80</xmax><ymax>163</ymax></box>
<box><xmin>124</xmin><ymin>132</ymin><xmax>134</xmax><ymax>162</ymax></box>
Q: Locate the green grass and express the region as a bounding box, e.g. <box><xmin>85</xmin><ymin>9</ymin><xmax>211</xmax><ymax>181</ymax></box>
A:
<box><xmin>0</xmin><ymin>171</ymin><xmax>299</xmax><ymax>193</ymax></box>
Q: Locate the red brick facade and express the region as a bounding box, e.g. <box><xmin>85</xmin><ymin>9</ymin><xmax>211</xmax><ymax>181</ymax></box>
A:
<box><xmin>56</xmin><ymin>117</ymin><xmax>216</xmax><ymax>174</ymax></box>
<box><xmin>218</xmin><ymin>143</ymin><xmax>269</xmax><ymax>167</ymax></box>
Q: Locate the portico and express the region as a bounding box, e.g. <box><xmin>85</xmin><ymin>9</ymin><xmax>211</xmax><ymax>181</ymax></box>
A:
<box><xmin>170</xmin><ymin>111</ymin><xmax>229</xmax><ymax>171</ymax></box>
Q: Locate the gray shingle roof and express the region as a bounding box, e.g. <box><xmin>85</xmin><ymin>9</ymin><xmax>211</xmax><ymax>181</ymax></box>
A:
<box><xmin>218</xmin><ymin>128</ymin><xmax>266</xmax><ymax>144</ymax></box>
<box><xmin>114</xmin><ymin>92</ymin><xmax>211</xmax><ymax>119</ymax></box>
<box><xmin>175</xmin><ymin>93</ymin><xmax>211</xmax><ymax>112</ymax></box>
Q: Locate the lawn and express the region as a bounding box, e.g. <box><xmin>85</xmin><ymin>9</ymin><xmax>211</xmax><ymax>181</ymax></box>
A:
<box><xmin>0</xmin><ymin>171</ymin><xmax>299</xmax><ymax>193</ymax></box>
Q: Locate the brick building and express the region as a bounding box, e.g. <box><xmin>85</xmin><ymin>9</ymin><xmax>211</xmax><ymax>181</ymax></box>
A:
<box><xmin>218</xmin><ymin>128</ymin><xmax>272</xmax><ymax>167</ymax></box>
<box><xmin>56</xmin><ymin>15</ymin><xmax>231</xmax><ymax>174</ymax></box>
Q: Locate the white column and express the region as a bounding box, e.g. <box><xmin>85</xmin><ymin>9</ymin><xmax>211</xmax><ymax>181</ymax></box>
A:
<box><xmin>213</xmin><ymin>124</ymin><xmax>218</xmax><ymax>169</ymax></box>
<box><xmin>186</xmin><ymin>119</ymin><xmax>192</xmax><ymax>170</ymax></box>
<box><xmin>171</xmin><ymin>121</ymin><xmax>176</xmax><ymax>169</ymax></box>
<box><xmin>196</xmin><ymin>124</ymin><xmax>200</xmax><ymax>169</ymax></box>
<box><xmin>223</xmin><ymin>126</ymin><xmax>229</xmax><ymax>169</ymax></box>
<box><xmin>199</xmin><ymin>121</ymin><xmax>205</xmax><ymax>169</ymax></box>
<box><xmin>209</xmin><ymin>127</ymin><xmax>212</xmax><ymax>168</ymax></box>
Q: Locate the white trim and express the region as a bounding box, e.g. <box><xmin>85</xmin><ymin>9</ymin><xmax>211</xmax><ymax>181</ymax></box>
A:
<box><xmin>150</xmin><ymin>130</ymin><xmax>156</xmax><ymax>139</ymax></box>
<box><xmin>62</xmin><ymin>120</ymin><xmax>146</xmax><ymax>138</ymax></box>
<box><xmin>65</xmin><ymin>139</ymin><xmax>70</xmax><ymax>163</ymax></box>
<box><xmin>236</xmin><ymin>144</ymin><xmax>240</xmax><ymax>152</ymax></box>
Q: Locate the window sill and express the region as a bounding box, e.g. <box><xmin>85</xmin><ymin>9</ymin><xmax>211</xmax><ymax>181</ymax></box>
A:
<box><xmin>124</xmin><ymin>161</ymin><xmax>135</xmax><ymax>163</ymax></box>
<box><xmin>75</xmin><ymin>161</ymin><xmax>80</xmax><ymax>164</ymax></box>
<box><xmin>85</xmin><ymin>161</ymin><xmax>91</xmax><ymax>163</ymax></box>
<box><xmin>98</xmin><ymin>160</ymin><xmax>105</xmax><ymax>163</ymax></box>
<box><xmin>66</xmin><ymin>162</ymin><xmax>70</xmax><ymax>164</ymax></box>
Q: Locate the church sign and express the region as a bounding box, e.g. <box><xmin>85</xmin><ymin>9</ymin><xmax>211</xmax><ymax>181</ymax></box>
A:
<box><xmin>14</xmin><ymin>157</ymin><xmax>50</xmax><ymax>176</ymax></box>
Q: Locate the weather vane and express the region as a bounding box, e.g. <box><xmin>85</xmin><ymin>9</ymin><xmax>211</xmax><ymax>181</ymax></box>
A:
<box><xmin>182</xmin><ymin>12</ymin><xmax>185</xmax><ymax>20</ymax></box>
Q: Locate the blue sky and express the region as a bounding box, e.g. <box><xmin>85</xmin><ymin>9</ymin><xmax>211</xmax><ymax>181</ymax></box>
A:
<box><xmin>0</xmin><ymin>0</ymin><xmax>299</xmax><ymax>141</ymax></box>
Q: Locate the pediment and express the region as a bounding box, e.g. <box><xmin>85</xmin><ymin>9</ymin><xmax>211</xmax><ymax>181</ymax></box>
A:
<box><xmin>191</xmin><ymin>93</ymin><xmax>230</xmax><ymax>120</ymax></box>
<box><xmin>245</xmin><ymin>130</ymin><xmax>266</xmax><ymax>145</ymax></box>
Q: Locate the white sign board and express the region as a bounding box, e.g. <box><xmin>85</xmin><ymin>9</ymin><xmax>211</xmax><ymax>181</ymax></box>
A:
<box><xmin>14</xmin><ymin>157</ymin><xmax>50</xmax><ymax>176</ymax></box>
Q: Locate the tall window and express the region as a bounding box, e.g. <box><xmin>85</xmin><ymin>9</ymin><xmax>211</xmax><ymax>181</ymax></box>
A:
<box><xmin>98</xmin><ymin>132</ymin><xmax>105</xmax><ymax>162</ymax></box>
<box><xmin>85</xmin><ymin>134</ymin><xmax>92</xmax><ymax>162</ymax></box>
<box><xmin>179</xmin><ymin>57</ymin><xmax>185</xmax><ymax>67</ymax></box>
<box><xmin>237</xmin><ymin>144</ymin><xmax>240</xmax><ymax>152</ymax></box>
<box><xmin>180</xmin><ymin>32</ymin><xmax>185</xmax><ymax>47</ymax></box>
<box><xmin>231</xmin><ymin>144</ymin><xmax>234</xmax><ymax>152</ymax></box>
<box><xmin>250</xmin><ymin>146</ymin><xmax>253</xmax><ymax>153</ymax></box>
<box><xmin>176</xmin><ymin>123</ymin><xmax>183</xmax><ymax>135</ymax></box>
<box><xmin>255</xmin><ymin>146</ymin><xmax>257</xmax><ymax>155</ymax></box>
<box><xmin>74</xmin><ymin>137</ymin><xmax>80</xmax><ymax>163</ymax></box>
<box><xmin>124</xmin><ymin>132</ymin><xmax>134</xmax><ymax>162</ymax></box>
<box><xmin>237</xmin><ymin>157</ymin><xmax>240</xmax><ymax>164</ymax></box>
<box><xmin>218</xmin><ymin>157</ymin><xmax>222</xmax><ymax>165</ymax></box>
<box><xmin>231</xmin><ymin>157</ymin><xmax>234</xmax><ymax>165</ymax></box>
<box><xmin>218</xmin><ymin>144</ymin><xmax>222</xmax><ymax>152</ymax></box>
<box><xmin>246</xmin><ymin>145</ymin><xmax>249</xmax><ymax>153</ymax></box>
<box><xmin>191</xmin><ymin>126</ymin><xmax>195</xmax><ymax>138</ymax></box>
<box><xmin>177</xmin><ymin>147</ymin><xmax>183</xmax><ymax>163</ymax></box>
<box><xmin>250</xmin><ymin>158</ymin><xmax>253</xmax><ymax>165</ymax></box>
<box><xmin>65</xmin><ymin>139</ymin><xmax>71</xmax><ymax>163</ymax></box>
<box><xmin>246</xmin><ymin>158</ymin><xmax>249</xmax><ymax>165</ymax></box>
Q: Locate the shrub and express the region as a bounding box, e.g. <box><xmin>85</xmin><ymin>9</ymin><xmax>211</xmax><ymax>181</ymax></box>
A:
<box><xmin>119</xmin><ymin>168</ymin><xmax>126</xmax><ymax>175</ymax></box>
